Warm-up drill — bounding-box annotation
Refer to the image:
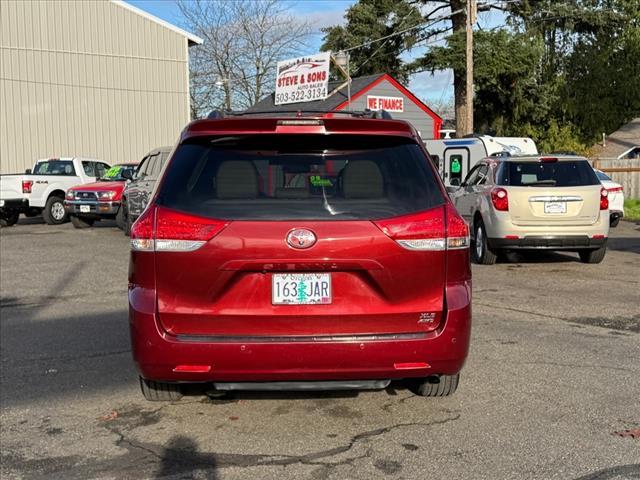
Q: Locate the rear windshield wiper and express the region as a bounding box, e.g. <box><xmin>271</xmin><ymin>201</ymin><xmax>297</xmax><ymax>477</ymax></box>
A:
<box><xmin>522</xmin><ymin>180</ymin><xmax>557</xmax><ymax>186</ymax></box>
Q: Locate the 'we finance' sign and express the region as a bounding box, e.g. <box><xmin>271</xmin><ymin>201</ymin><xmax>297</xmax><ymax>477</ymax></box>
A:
<box><xmin>275</xmin><ymin>52</ymin><xmax>330</xmax><ymax>105</ymax></box>
<box><xmin>366</xmin><ymin>95</ymin><xmax>404</xmax><ymax>112</ymax></box>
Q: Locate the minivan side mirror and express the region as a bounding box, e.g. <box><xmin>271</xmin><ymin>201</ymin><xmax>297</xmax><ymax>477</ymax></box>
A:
<box><xmin>450</xmin><ymin>177</ymin><xmax>461</xmax><ymax>187</ymax></box>
<box><xmin>25</xmin><ymin>168</ymin><xmax>32</xmax><ymax>174</ymax></box>
<box><xmin>121</xmin><ymin>169</ymin><xmax>133</xmax><ymax>180</ymax></box>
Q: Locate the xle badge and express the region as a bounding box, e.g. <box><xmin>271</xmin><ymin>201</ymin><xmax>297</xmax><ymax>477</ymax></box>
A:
<box><xmin>418</xmin><ymin>312</ymin><xmax>436</xmax><ymax>324</ymax></box>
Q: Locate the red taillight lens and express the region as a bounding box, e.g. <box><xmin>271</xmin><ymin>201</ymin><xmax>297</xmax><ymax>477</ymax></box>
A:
<box><xmin>445</xmin><ymin>205</ymin><xmax>470</xmax><ymax>250</ymax></box>
<box><xmin>130</xmin><ymin>206</ymin><xmax>229</xmax><ymax>252</ymax></box>
<box><xmin>373</xmin><ymin>205</ymin><xmax>468</xmax><ymax>251</ymax></box>
<box><xmin>374</xmin><ymin>207</ymin><xmax>446</xmax><ymax>250</ymax></box>
<box><xmin>491</xmin><ymin>187</ymin><xmax>509</xmax><ymax>211</ymax></box>
<box><xmin>22</xmin><ymin>180</ymin><xmax>33</xmax><ymax>193</ymax></box>
<box><xmin>607</xmin><ymin>186</ymin><xmax>623</xmax><ymax>193</ymax></box>
<box><xmin>600</xmin><ymin>187</ymin><xmax>609</xmax><ymax>210</ymax></box>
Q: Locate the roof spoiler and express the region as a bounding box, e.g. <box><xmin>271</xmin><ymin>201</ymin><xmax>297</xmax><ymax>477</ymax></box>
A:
<box><xmin>206</xmin><ymin>109</ymin><xmax>394</xmax><ymax>120</ymax></box>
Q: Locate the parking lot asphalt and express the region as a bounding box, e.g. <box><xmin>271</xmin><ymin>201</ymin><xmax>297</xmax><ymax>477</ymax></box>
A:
<box><xmin>1</xmin><ymin>218</ymin><xmax>639</xmax><ymax>480</ymax></box>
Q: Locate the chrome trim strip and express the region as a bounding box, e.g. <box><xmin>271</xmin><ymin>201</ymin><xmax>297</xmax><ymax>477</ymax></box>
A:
<box><xmin>528</xmin><ymin>195</ymin><xmax>582</xmax><ymax>202</ymax></box>
<box><xmin>174</xmin><ymin>332</ymin><xmax>429</xmax><ymax>343</ymax></box>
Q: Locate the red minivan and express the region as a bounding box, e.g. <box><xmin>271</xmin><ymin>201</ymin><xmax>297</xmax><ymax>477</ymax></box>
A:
<box><xmin>129</xmin><ymin>115</ymin><xmax>472</xmax><ymax>401</ymax></box>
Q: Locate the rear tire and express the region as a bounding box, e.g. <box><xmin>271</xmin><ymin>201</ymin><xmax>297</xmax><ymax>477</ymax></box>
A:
<box><xmin>579</xmin><ymin>247</ymin><xmax>606</xmax><ymax>264</ymax></box>
<box><xmin>473</xmin><ymin>219</ymin><xmax>497</xmax><ymax>265</ymax></box>
<box><xmin>413</xmin><ymin>374</ymin><xmax>459</xmax><ymax>397</ymax></box>
<box><xmin>42</xmin><ymin>196</ymin><xmax>67</xmax><ymax>225</ymax></box>
<box><xmin>139</xmin><ymin>377</ymin><xmax>182</xmax><ymax>402</ymax></box>
<box><xmin>0</xmin><ymin>212</ymin><xmax>20</xmax><ymax>227</ymax></box>
<box><xmin>610</xmin><ymin>215</ymin><xmax>620</xmax><ymax>228</ymax></box>
<box><xmin>70</xmin><ymin>215</ymin><xmax>95</xmax><ymax>228</ymax></box>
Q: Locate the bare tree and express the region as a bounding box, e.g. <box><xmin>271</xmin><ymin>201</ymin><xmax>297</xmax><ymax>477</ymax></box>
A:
<box><xmin>179</xmin><ymin>0</ymin><xmax>311</xmax><ymax>118</ymax></box>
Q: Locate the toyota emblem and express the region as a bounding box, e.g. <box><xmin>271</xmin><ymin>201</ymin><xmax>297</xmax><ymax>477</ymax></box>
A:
<box><xmin>286</xmin><ymin>228</ymin><xmax>317</xmax><ymax>249</ymax></box>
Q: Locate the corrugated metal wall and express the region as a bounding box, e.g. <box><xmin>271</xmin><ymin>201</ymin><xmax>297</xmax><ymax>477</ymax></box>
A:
<box><xmin>0</xmin><ymin>0</ymin><xmax>190</xmax><ymax>174</ymax></box>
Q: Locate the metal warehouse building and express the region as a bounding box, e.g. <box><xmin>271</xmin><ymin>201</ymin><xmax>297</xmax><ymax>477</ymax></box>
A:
<box><xmin>0</xmin><ymin>0</ymin><xmax>201</xmax><ymax>174</ymax></box>
<box><xmin>248</xmin><ymin>73</ymin><xmax>443</xmax><ymax>140</ymax></box>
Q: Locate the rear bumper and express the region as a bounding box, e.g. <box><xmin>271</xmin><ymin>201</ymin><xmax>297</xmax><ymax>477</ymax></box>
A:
<box><xmin>0</xmin><ymin>198</ymin><xmax>29</xmax><ymax>212</ymax></box>
<box><xmin>488</xmin><ymin>235</ymin><xmax>607</xmax><ymax>250</ymax></box>
<box><xmin>129</xmin><ymin>282</ymin><xmax>472</xmax><ymax>383</ymax></box>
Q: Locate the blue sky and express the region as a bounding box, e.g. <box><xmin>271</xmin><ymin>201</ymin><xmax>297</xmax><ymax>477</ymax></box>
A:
<box><xmin>127</xmin><ymin>0</ymin><xmax>505</xmax><ymax>107</ymax></box>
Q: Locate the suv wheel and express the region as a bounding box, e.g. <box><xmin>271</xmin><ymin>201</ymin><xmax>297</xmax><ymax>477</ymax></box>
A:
<box><xmin>610</xmin><ymin>215</ymin><xmax>620</xmax><ymax>228</ymax></box>
<box><xmin>139</xmin><ymin>377</ymin><xmax>182</xmax><ymax>401</ymax></box>
<box><xmin>115</xmin><ymin>205</ymin><xmax>125</xmax><ymax>230</ymax></box>
<box><xmin>412</xmin><ymin>374</ymin><xmax>459</xmax><ymax>397</ymax></box>
<box><xmin>473</xmin><ymin>219</ymin><xmax>497</xmax><ymax>265</ymax></box>
<box><xmin>43</xmin><ymin>196</ymin><xmax>67</xmax><ymax>225</ymax></box>
<box><xmin>70</xmin><ymin>215</ymin><xmax>95</xmax><ymax>229</ymax></box>
<box><xmin>579</xmin><ymin>247</ymin><xmax>606</xmax><ymax>264</ymax></box>
<box><xmin>122</xmin><ymin>200</ymin><xmax>132</xmax><ymax>236</ymax></box>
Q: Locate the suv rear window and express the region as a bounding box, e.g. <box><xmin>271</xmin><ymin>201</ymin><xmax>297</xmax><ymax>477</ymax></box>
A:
<box><xmin>497</xmin><ymin>160</ymin><xmax>599</xmax><ymax>187</ymax></box>
<box><xmin>158</xmin><ymin>135</ymin><xmax>444</xmax><ymax>220</ymax></box>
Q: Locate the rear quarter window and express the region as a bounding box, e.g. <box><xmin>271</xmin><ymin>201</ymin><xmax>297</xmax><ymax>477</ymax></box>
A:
<box><xmin>157</xmin><ymin>135</ymin><xmax>445</xmax><ymax>221</ymax></box>
<box><xmin>497</xmin><ymin>160</ymin><xmax>600</xmax><ymax>187</ymax></box>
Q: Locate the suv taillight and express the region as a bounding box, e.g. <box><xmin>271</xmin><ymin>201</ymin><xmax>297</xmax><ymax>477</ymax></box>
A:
<box><xmin>131</xmin><ymin>206</ymin><xmax>229</xmax><ymax>252</ymax></box>
<box><xmin>491</xmin><ymin>187</ymin><xmax>508</xmax><ymax>211</ymax></box>
<box><xmin>373</xmin><ymin>205</ymin><xmax>469</xmax><ymax>251</ymax></box>
<box><xmin>22</xmin><ymin>180</ymin><xmax>33</xmax><ymax>194</ymax></box>
<box><xmin>600</xmin><ymin>187</ymin><xmax>609</xmax><ymax>210</ymax></box>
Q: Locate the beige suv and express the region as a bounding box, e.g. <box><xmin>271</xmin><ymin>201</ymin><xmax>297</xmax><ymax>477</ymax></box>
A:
<box><xmin>448</xmin><ymin>155</ymin><xmax>610</xmax><ymax>264</ymax></box>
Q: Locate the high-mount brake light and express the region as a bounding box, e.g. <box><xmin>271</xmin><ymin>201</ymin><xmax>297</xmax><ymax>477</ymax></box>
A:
<box><xmin>599</xmin><ymin>187</ymin><xmax>609</xmax><ymax>210</ymax></box>
<box><xmin>373</xmin><ymin>205</ymin><xmax>469</xmax><ymax>251</ymax></box>
<box><xmin>491</xmin><ymin>187</ymin><xmax>509</xmax><ymax>211</ymax></box>
<box><xmin>130</xmin><ymin>206</ymin><xmax>229</xmax><ymax>252</ymax></box>
<box><xmin>276</xmin><ymin>119</ymin><xmax>324</xmax><ymax>126</ymax></box>
<box><xmin>539</xmin><ymin>157</ymin><xmax>558</xmax><ymax>163</ymax></box>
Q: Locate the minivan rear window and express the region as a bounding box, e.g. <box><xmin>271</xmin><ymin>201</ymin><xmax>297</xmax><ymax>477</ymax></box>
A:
<box><xmin>497</xmin><ymin>160</ymin><xmax>600</xmax><ymax>187</ymax></box>
<box><xmin>157</xmin><ymin>135</ymin><xmax>444</xmax><ymax>220</ymax></box>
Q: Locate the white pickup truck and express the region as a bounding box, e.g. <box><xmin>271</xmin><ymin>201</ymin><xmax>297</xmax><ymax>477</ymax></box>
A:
<box><xmin>0</xmin><ymin>157</ymin><xmax>111</xmax><ymax>226</ymax></box>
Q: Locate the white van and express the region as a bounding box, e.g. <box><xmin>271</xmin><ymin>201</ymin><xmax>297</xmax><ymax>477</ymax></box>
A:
<box><xmin>425</xmin><ymin>136</ymin><xmax>538</xmax><ymax>186</ymax></box>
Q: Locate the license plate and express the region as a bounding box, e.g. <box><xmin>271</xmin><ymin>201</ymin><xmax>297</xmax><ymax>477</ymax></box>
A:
<box><xmin>272</xmin><ymin>273</ymin><xmax>331</xmax><ymax>305</ymax></box>
<box><xmin>544</xmin><ymin>201</ymin><xmax>566</xmax><ymax>214</ymax></box>
<box><xmin>79</xmin><ymin>205</ymin><xmax>91</xmax><ymax>213</ymax></box>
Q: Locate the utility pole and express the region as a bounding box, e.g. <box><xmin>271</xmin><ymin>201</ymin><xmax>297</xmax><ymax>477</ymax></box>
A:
<box><xmin>465</xmin><ymin>0</ymin><xmax>476</xmax><ymax>135</ymax></box>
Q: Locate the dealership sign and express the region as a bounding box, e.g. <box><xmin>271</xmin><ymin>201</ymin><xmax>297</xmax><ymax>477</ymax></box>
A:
<box><xmin>275</xmin><ymin>52</ymin><xmax>330</xmax><ymax>105</ymax></box>
<box><xmin>366</xmin><ymin>95</ymin><xmax>404</xmax><ymax>112</ymax></box>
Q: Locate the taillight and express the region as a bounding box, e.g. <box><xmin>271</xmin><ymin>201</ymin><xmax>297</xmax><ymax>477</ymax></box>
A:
<box><xmin>373</xmin><ymin>205</ymin><xmax>468</xmax><ymax>251</ymax></box>
<box><xmin>130</xmin><ymin>206</ymin><xmax>229</xmax><ymax>252</ymax></box>
<box><xmin>445</xmin><ymin>205</ymin><xmax>470</xmax><ymax>250</ymax></box>
<box><xmin>374</xmin><ymin>207</ymin><xmax>445</xmax><ymax>250</ymax></box>
<box><xmin>491</xmin><ymin>187</ymin><xmax>508</xmax><ymax>211</ymax></box>
<box><xmin>600</xmin><ymin>187</ymin><xmax>609</xmax><ymax>210</ymax></box>
<box><xmin>607</xmin><ymin>186</ymin><xmax>623</xmax><ymax>193</ymax></box>
<box><xmin>22</xmin><ymin>180</ymin><xmax>33</xmax><ymax>193</ymax></box>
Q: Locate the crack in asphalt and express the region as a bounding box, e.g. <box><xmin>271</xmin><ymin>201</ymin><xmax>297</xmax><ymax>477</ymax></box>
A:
<box><xmin>516</xmin><ymin>360</ymin><xmax>638</xmax><ymax>373</ymax></box>
<box><xmin>97</xmin><ymin>412</ymin><xmax>462</xmax><ymax>477</ymax></box>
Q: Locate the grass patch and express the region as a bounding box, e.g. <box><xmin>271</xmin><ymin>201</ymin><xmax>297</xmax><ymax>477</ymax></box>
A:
<box><xmin>624</xmin><ymin>199</ymin><xmax>640</xmax><ymax>221</ymax></box>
